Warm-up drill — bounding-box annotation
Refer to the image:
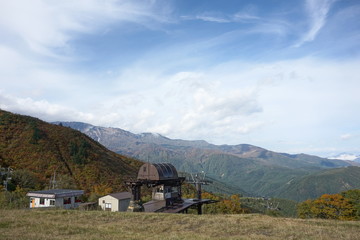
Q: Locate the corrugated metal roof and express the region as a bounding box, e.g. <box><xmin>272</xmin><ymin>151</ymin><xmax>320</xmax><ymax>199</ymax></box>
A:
<box><xmin>137</xmin><ymin>163</ymin><xmax>178</xmax><ymax>180</ymax></box>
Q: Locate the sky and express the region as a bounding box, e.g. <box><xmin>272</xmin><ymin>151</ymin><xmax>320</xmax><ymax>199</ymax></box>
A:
<box><xmin>0</xmin><ymin>0</ymin><xmax>359</xmax><ymax>157</ymax></box>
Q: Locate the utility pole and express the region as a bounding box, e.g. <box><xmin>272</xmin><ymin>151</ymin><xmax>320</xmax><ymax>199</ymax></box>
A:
<box><xmin>187</xmin><ymin>171</ymin><xmax>212</xmax><ymax>215</ymax></box>
<box><xmin>0</xmin><ymin>167</ymin><xmax>13</xmax><ymax>191</ymax></box>
<box><xmin>49</xmin><ymin>170</ymin><xmax>58</xmax><ymax>189</ymax></box>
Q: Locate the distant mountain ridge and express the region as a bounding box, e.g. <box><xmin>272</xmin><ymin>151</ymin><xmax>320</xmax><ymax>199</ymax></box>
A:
<box><xmin>56</xmin><ymin>121</ymin><xmax>360</xmax><ymax>201</ymax></box>
<box><xmin>55</xmin><ymin>122</ymin><xmax>354</xmax><ymax>165</ymax></box>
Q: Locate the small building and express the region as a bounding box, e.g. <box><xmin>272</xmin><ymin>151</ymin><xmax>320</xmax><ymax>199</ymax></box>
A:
<box><xmin>26</xmin><ymin>189</ymin><xmax>84</xmax><ymax>209</ymax></box>
<box><xmin>98</xmin><ymin>192</ymin><xmax>131</xmax><ymax>212</ymax></box>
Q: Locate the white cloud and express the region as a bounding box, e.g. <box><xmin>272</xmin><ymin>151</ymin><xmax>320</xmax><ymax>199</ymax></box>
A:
<box><xmin>181</xmin><ymin>12</ymin><xmax>230</xmax><ymax>23</ymax></box>
<box><xmin>1</xmin><ymin>53</ymin><xmax>359</xmax><ymax>148</ymax></box>
<box><xmin>340</xmin><ymin>133</ymin><xmax>360</xmax><ymax>141</ymax></box>
<box><xmin>294</xmin><ymin>0</ymin><xmax>335</xmax><ymax>47</ymax></box>
<box><xmin>233</xmin><ymin>12</ymin><xmax>260</xmax><ymax>23</ymax></box>
<box><xmin>0</xmin><ymin>0</ymin><xmax>172</xmax><ymax>57</ymax></box>
<box><xmin>195</xmin><ymin>14</ymin><xmax>230</xmax><ymax>23</ymax></box>
<box><xmin>341</xmin><ymin>133</ymin><xmax>353</xmax><ymax>140</ymax></box>
<box><xmin>0</xmin><ymin>0</ymin><xmax>359</xmax><ymax>156</ymax></box>
<box><xmin>0</xmin><ymin>92</ymin><xmax>94</xmax><ymax>122</ymax></box>
<box><xmin>236</xmin><ymin>121</ymin><xmax>265</xmax><ymax>134</ymax></box>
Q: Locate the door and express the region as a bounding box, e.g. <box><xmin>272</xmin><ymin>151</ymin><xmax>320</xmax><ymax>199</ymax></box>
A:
<box><xmin>105</xmin><ymin>203</ymin><xmax>112</xmax><ymax>211</ymax></box>
<box><xmin>31</xmin><ymin>198</ymin><xmax>35</xmax><ymax>208</ymax></box>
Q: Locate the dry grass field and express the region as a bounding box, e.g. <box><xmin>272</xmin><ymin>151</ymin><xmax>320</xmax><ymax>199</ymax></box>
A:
<box><xmin>1</xmin><ymin>209</ymin><xmax>360</xmax><ymax>240</ymax></box>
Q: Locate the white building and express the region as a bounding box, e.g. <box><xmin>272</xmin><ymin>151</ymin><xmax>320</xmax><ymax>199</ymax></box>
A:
<box><xmin>26</xmin><ymin>189</ymin><xmax>84</xmax><ymax>209</ymax></box>
<box><xmin>98</xmin><ymin>192</ymin><xmax>131</xmax><ymax>212</ymax></box>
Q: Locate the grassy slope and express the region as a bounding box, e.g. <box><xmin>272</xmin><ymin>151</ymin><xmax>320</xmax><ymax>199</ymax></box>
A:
<box><xmin>0</xmin><ymin>110</ymin><xmax>142</xmax><ymax>194</ymax></box>
<box><xmin>1</xmin><ymin>209</ymin><xmax>360</xmax><ymax>240</ymax></box>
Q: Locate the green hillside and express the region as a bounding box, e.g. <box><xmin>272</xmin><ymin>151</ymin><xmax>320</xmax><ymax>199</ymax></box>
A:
<box><xmin>276</xmin><ymin>166</ymin><xmax>360</xmax><ymax>201</ymax></box>
<box><xmin>199</xmin><ymin>153</ymin><xmax>308</xmax><ymax>197</ymax></box>
<box><xmin>0</xmin><ymin>109</ymin><xmax>142</xmax><ymax>195</ymax></box>
<box><xmin>200</xmin><ymin>154</ymin><xmax>360</xmax><ymax>202</ymax></box>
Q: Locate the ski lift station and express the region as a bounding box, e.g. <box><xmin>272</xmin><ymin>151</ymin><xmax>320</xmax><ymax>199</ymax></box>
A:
<box><xmin>125</xmin><ymin>162</ymin><xmax>216</xmax><ymax>214</ymax></box>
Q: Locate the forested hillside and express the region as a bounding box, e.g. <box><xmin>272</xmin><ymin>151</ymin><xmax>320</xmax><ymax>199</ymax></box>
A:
<box><xmin>0</xmin><ymin>110</ymin><xmax>142</xmax><ymax>196</ymax></box>
<box><xmin>277</xmin><ymin>166</ymin><xmax>360</xmax><ymax>201</ymax></box>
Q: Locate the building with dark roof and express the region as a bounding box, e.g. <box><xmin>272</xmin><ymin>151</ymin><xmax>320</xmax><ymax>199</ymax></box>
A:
<box><xmin>26</xmin><ymin>189</ymin><xmax>84</xmax><ymax>209</ymax></box>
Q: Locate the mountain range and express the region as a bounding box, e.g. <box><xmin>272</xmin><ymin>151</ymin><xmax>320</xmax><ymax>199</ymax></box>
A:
<box><xmin>56</xmin><ymin>121</ymin><xmax>360</xmax><ymax>201</ymax></box>
<box><xmin>3</xmin><ymin>109</ymin><xmax>359</xmax><ymax>203</ymax></box>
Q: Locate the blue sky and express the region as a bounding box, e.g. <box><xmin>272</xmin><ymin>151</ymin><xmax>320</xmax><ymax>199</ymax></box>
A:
<box><xmin>0</xmin><ymin>0</ymin><xmax>359</xmax><ymax>157</ymax></box>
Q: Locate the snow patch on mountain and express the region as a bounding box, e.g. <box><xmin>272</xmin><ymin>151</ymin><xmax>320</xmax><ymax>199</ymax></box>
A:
<box><xmin>328</xmin><ymin>153</ymin><xmax>360</xmax><ymax>161</ymax></box>
<box><xmin>139</xmin><ymin>132</ymin><xmax>163</xmax><ymax>138</ymax></box>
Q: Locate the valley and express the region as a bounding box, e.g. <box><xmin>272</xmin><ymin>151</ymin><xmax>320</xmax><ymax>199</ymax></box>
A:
<box><xmin>57</xmin><ymin>121</ymin><xmax>360</xmax><ymax>201</ymax></box>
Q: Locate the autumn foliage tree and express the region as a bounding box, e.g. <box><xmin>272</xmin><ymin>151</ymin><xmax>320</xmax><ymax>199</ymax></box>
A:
<box><xmin>202</xmin><ymin>193</ymin><xmax>248</xmax><ymax>214</ymax></box>
<box><xmin>297</xmin><ymin>190</ymin><xmax>360</xmax><ymax>220</ymax></box>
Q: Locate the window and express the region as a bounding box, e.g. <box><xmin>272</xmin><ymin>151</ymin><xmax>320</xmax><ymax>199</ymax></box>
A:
<box><xmin>143</xmin><ymin>166</ymin><xmax>147</xmax><ymax>172</ymax></box>
<box><xmin>49</xmin><ymin>200</ymin><xmax>55</xmax><ymax>206</ymax></box>
<box><xmin>105</xmin><ymin>203</ymin><xmax>112</xmax><ymax>211</ymax></box>
<box><xmin>63</xmin><ymin>198</ymin><xmax>71</xmax><ymax>205</ymax></box>
<box><xmin>39</xmin><ymin>198</ymin><xmax>45</xmax><ymax>205</ymax></box>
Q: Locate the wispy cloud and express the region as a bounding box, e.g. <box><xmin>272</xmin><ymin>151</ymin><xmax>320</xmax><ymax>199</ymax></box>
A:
<box><xmin>0</xmin><ymin>0</ymin><xmax>172</xmax><ymax>58</ymax></box>
<box><xmin>233</xmin><ymin>12</ymin><xmax>260</xmax><ymax>23</ymax></box>
<box><xmin>196</xmin><ymin>15</ymin><xmax>230</xmax><ymax>23</ymax></box>
<box><xmin>294</xmin><ymin>0</ymin><xmax>336</xmax><ymax>47</ymax></box>
<box><xmin>181</xmin><ymin>13</ymin><xmax>230</xmax><ymax>23</ymax></box>
<box><xmin>340</xmin><ymin>133</ymin><xmax>360</xmax><ymax>141</ymax></box>
<box><xmin>184</xmin><ymin>11</ymin><xmax>262</xmax><ymax>24</ymax></box>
